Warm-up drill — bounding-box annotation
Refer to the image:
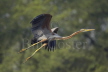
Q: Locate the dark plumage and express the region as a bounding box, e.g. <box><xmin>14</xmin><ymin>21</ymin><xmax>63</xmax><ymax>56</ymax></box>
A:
<box><xmin>42</xmin><ymin>40</ymin><xmax>56</xmax><ymax>51</ymax></box>
<box><xmin>30</xmin><ymin>14</ymin><xmax>45</xmax><ymax>25</ymax></box>
<box><xmin>31</xmin><ymin>27</ymin><xmax>59</xmax><ymax>51</ymax></box>
<box><xmin>30</xmin><ymin>14</ymin><xmax>58</xmax><ymax>51</ymax></box>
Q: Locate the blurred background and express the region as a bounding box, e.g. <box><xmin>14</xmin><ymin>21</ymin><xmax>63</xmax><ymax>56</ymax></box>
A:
<box><xmin>0</xmin><ymin>0</ymin><xmax>108</xmax><ymax>72</ymax></box>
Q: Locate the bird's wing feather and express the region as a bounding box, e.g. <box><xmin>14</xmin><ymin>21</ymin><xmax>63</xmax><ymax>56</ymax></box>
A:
<box><xmin>51</xmin><ymin>27</ymin><xmax>59</xmax><ymax>33</ymax></box>
<box><xmin>30</xmin><ymin>14</ymin><xmax>52</xmax><ymax>40</ymax></box>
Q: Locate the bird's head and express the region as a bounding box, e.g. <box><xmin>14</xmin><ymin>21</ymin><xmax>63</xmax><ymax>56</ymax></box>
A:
<box><xmin>80</xmin><ymin>29</ymin><xmax>95</xmax><ymax>32</ymax></box>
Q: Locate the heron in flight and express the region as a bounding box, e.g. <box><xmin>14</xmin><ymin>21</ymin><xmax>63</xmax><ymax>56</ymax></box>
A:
<box><xmin>19</xmin><ymin>14</ymin><xmax>95</xmax><ymax>63</ymax></box>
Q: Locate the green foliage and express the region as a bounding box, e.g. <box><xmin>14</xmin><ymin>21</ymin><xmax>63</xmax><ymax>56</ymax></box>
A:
<box><xmin>0</xmin><ymin>0</ymin><xmax>108</xmax><ymax>72</ymax></box>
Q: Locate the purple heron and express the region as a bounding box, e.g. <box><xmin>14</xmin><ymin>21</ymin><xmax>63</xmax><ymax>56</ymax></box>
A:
<box><xmin>19</xmin><ymin>14</ymin><xmax>95</xmax><ymax>63</ymax></box>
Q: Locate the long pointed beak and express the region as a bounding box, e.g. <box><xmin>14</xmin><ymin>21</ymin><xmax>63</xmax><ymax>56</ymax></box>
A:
<box><xmin>80</xmin><ymin>29</ymin><xmax>95</xmax><ymax>32</ymax></box>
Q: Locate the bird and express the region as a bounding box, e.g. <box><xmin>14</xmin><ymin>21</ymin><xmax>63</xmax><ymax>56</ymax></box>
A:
<box><xmin>19</xmin><ymin>14</ymin><xmax>95</xmax><ymax>63</ymax></box>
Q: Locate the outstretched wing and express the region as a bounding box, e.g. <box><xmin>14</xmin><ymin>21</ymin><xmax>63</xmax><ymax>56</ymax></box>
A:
<box><xmin>30</xmin><ymin>14</ymin><xmax>52</xmax><ymax>41</ymax></box>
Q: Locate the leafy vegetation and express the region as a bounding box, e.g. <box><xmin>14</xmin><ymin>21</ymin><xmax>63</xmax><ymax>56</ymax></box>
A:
<box><xmin>0</xmin><ymin>0</ymin><xmax>108</xmax><ymax>72</ymax></box>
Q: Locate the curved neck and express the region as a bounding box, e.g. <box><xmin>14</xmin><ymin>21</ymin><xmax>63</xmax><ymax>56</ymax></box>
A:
<box><xmin>56</xmin><ymin>30</ymin><xmax>83</xmax><ymax>40</ymax></box>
